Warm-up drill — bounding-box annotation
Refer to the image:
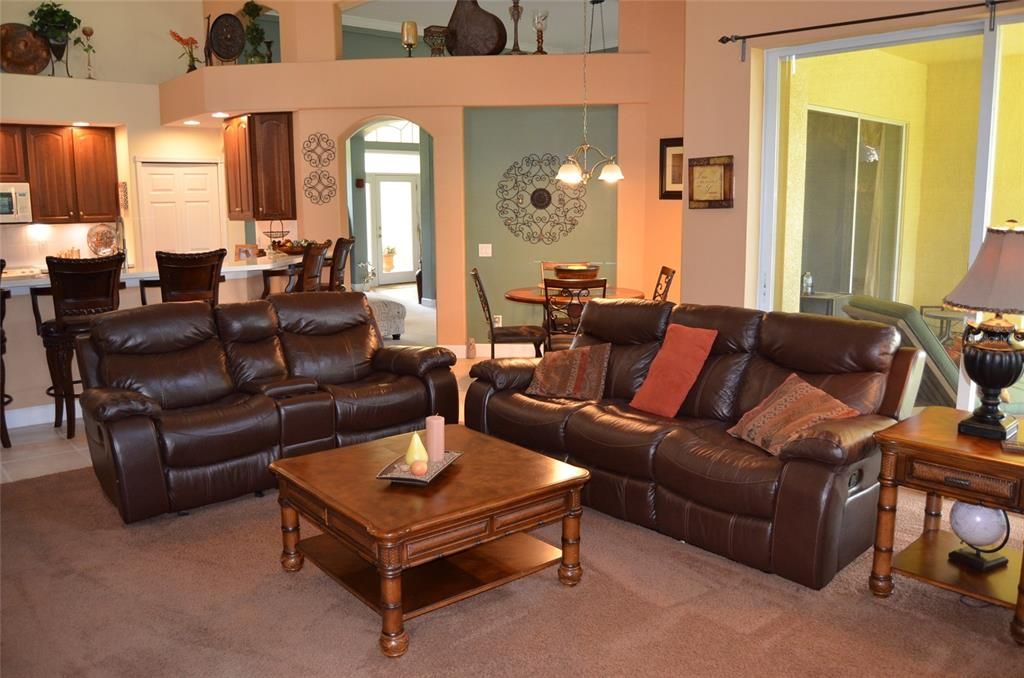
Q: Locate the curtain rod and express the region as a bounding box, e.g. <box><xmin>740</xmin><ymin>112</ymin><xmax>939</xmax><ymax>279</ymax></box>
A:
<box><xmin>719</xmin><ymin>0</ymin><xmax>1019</xmax><ymax>61</ymax></box>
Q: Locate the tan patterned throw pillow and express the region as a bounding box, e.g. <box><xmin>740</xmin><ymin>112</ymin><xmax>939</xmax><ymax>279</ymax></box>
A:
<box><xmin>526</xmin><ymin>343</ymin><xmax>612</xmax><ymax>401</ymax></box>
<box><xmin>728</xmin><ymin>373</ymin><xmax>859</xmax><ymax>455</ymax></box>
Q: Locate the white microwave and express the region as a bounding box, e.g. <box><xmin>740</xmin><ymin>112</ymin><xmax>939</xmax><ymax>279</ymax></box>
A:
<box><xmin>0</xmin><ymin>182</ymin><xmax>33</xmax><ymax>224</ymax></box>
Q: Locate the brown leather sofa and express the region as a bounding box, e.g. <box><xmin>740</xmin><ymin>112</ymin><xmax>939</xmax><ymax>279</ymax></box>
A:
<box><xmin>76</xmin><ymin>292</ymin><xmax>457</xmax><ymax>523</ymax></box>
<box><xmin>465</xmin><ymin>299</ymin><xmax>924</xmax><ymax>589</ymax></box>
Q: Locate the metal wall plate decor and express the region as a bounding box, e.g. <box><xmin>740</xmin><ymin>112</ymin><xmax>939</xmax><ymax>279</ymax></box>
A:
<box><xmin>302</xmin><ymin>132</ymin><xmax>336</xmax><ymax>168</ymax></box>
<box><xmin>303</xmin><ymin>169</ymin><xmax>337</xmax><ymax>205</ymax></box>
<box><xmin>496</xmin><ymin>153</ymin><xmax>587</xmax><ymax>245</ymax></box>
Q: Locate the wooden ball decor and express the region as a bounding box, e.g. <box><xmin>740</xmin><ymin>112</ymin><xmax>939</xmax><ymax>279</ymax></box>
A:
<box><xmin>446</xmin><ymin>0</ymin><xmax>507</xmax><ymax>56</ymax></box>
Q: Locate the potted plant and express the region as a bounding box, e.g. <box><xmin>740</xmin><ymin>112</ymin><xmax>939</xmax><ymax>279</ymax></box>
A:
<box><xmin>28</xmin><ymin>2</ymin><xmax>81</xmax><ymax>76</ymax></box>
<box><xmin>169</xmin><ymin>30</ymin><xmax>200</xmax><ymax>72</ymax></box>
<box><xmin>382</xmin><ymin>247</ymin><xmax>396</xmax><ymax>272</ymax></box>
<box><xmin>241</xmin><ymin>0</ymin><xmax>267</xmax><ymax>64</ymax></box>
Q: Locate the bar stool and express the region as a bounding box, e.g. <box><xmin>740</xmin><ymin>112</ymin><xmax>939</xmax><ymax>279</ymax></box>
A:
<box><xmin>324</xmin><ymin>237</ymin><xmax>356</xmax><ymax>292</ymax></box>
<box><xmin>31</xmin><ymin>254</ymin><xmax>125</xmax><ymax>439</ymax></box>
<box><xmin>1</xmin><ymin>259</ymin><xmax>10</xmax><ymax>448</ymax></box>
<box><xmin>139</xmin><ymin>249</ymin><xmax>227</xmax><ymax>305</ymax></box>
<box><xmin>262</xmin><ymin>240</ymin><xmax>331</xmax><ymax>298</ymax></box>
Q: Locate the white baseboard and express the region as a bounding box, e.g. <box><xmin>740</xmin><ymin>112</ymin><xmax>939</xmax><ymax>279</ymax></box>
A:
<box><xmin>7</xmin><ymin>402</ymin><xmax>82</xmax><ymax>429</ymax></box>
<box><xmin>421</xmin><ymin>297</ymin><xmax>437</xmax><ymax>308</ymax></box>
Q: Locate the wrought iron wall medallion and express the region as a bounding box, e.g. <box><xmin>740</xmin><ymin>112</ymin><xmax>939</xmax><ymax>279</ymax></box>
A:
<box><xmin>496</xmin><ymin>153</ymin><xmax>587</xmax><ymax>245</ymax></box>
<box><xmin>303</xmin><ymin>169</ymin><xmax>337</xmax><ymax>205</ymax></box>
<box><xmin>302</xmin><ymin>132</ymin><xmax>336</xmax><ymax>168</ymax></box>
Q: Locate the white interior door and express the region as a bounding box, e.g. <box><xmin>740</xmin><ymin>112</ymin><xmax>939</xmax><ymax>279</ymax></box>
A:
<box><xmin>138</xmin><ymin>162</ymin><xmax>224</xmax><ymax>272</ymax></box>
<box><xmin>367</xmin><ymin>173</ymin><xmax>420</xmax><ymax>285</ymax></box>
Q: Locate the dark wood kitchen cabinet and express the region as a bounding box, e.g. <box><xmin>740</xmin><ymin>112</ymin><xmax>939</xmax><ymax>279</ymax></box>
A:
<box><xmin>0</xmin><ymin>125</ymin><xmax>27</xmax><ymax>182</ymax></box>
<box><xmin>71</xmin><ymin>127</ymin><xmax>119</xmax><ymax>222</ymax></box>
<box><xmin>25</xmin><ymin>126</ymin><xmax>78</xmax><ymax>224</ymax></box>
<box><xmin>223</xmin><ymin>112</ymin><xmax>295</xmax><ymax>221</ymax></box>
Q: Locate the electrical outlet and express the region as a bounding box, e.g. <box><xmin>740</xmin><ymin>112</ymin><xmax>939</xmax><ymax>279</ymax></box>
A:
<box><xmin>479</xmin><ymin>243</ymin><xmax>493</xmax><ymax>257</ymax></box>
<box><xmin>493</xmin><ymin>315</ymin><xmax>503</xmax><ymax>327</ymax></box>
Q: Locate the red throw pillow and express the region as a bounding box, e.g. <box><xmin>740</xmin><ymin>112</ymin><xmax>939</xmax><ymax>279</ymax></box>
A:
<box><xmin>525</xmin><ymin>343</ymin><xmax>611</xmax><ymax>401</ymax></box>
<box><xmin>630</xmin><ymin>324</ymin><xmax>718</xmax><ymax>418</ymax></box>
<box><xmin>727</xmin><ymin>373</ymin><xmax>860</xmax><ymax>455</ymax></box>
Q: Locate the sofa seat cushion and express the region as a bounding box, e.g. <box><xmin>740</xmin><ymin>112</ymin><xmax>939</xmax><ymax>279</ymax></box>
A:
<box><xmin>158</xmin><ymin>393</ymin><xmax>279</xmax><ymax>468</ymax></box>
<box><xmin>325</xmin><ymin>372</ymin><xmax>428</xmax><ymax>432</ymax></box>
<box><xmin>485</xmin><ymin>392</ymin><xmax>590</xmax><ymax>456</ymax></box>
<box><xmin>654</xmin><ymin>424</ymin><xmax>783</xmax><ymax>519</ymax></box>
<box><xmin>566</xmin><ymin>402</ymin><xmax>683</xmax><ymax>480</ymax></box>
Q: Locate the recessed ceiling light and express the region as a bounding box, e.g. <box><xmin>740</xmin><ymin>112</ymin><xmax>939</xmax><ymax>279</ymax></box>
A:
<box><xmin>72</xmin><ymin>121</ymin><xmax>90</xmax><ymax>127</ymax></box>
<box><xmin>183</xmin><ymin>120</ymin><xmax>200</xmax><ymax>126</ymax></box>
<box><xmin>211</xmin><ymin>112</ymin><xmax>230</xmax><ymax>118</ymax></box>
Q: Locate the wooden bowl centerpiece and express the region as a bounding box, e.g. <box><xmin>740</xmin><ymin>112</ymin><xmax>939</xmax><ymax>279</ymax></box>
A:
<box><xmin>271</xmin><ymin>239</ymin><xmax>318</xmax><ymax>255</ymax></box>
<box><xmin>553</xmin><ymin>263</ymin><xmax>600</xmax><ymax>280</ymax></box>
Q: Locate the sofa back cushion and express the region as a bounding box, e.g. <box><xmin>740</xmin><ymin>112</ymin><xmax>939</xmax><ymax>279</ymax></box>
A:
<box><xmin>90</xmin><ymin>302</ymin><xmax>234</xmax><ymax>409</ymax></box>
<box><xmin>737</xmin><ymin>312</ymin><xmax>900</xmax><ymax>416</ymax></box>
<box><xmin>269</xmin><ymin>292</ymin><xmax>380</xmax><ymax>384</ymax></box>
<box><xmin>671</xmin><ymin>304</ymin><xmax>763</xmax><ymax>422</ymax></box>
<box><xmin>572</xmin><ymin>299</ymin><xmax>673</xmax><ymax>400</ymax></box>
<box><xmin>215</xmin><ymin>301</ymin><xmax>288</xmax><ymax>386</ymax></box>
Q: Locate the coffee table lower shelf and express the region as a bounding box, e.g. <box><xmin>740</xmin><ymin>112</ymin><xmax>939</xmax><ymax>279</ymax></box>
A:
<box><xmin>299</xmin><ymin>531</ymin><xmax>562</xmax><ymax>621</ymax></box>
<box><xmin>892</xmin><ymin>529</ymin><xmax>1021</xmax><ymax>609</ymax></box>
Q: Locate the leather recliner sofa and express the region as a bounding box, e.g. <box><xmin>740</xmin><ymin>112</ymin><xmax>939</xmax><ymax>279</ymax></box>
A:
<box><xmin>465</xmin><ymin>299</ymin><xmax>924</xmax><ymax>589</ymax></box>
<box><xmin>76</xmin><ymin>292</ymin><xmax>457</xmax><ymax>523</ymax></box>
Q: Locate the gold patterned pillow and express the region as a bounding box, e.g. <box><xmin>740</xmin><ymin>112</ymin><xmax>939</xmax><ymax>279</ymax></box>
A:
<box><xmin>728</xmin><ymin>373</ymin><xmax>859</xmax><ymax>455</ymax></box>
<box><xmin>526</xmin><ymin>343</ymin><xmax>612</xmax><ymax>401</ymax></box>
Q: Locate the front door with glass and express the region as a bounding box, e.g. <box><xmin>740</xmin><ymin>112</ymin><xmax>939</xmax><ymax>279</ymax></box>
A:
<box><xmin>366</xmin><ymin>173</ymin><xmax>420</xmax><ymax>285</ymax></box>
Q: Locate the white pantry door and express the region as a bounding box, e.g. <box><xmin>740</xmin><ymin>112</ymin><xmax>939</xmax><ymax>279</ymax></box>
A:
<box><xmin>138</xmin><ymin>163</ymin><xmax>224</xmax><ymax>272</ymax></box>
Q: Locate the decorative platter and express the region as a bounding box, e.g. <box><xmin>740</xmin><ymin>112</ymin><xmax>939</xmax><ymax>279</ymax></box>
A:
<box><xmin>209</xmin><ymin>14</ymin><xmax>245</xmax><ymax>62</ymax></box>
<box><xmin>87</xmin><ymin>223</ymin><xmax>117</xmax><ymax>256</ymax></box>
<box><xmin>1</xmin><ymin>23</ymin><xmax>50</xmax><ymax>75</ymax></box>
<box><xmin>376</xmin><ymin>450</ymin><xmax>462</xmax><ymax>486</ymax></box>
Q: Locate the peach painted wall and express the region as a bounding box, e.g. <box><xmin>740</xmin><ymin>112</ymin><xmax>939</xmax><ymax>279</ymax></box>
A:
<box><xmin>682</xmin><ymin>0</ymin><xmax>1018</xmax><ymax>308</ymax></box>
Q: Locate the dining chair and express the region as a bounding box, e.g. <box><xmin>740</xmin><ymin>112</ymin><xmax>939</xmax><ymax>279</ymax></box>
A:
<box><xmin>262</xmin><ymin>240</ymin><xmax>332</xmax><ymax>298</ymax></box>
<box><xmin>324</xmin><ymin>237</ymin><xmax>356</xmax><ymax>292</ymax></box>
<box><xmin>652</xmin><ymin>266</ymin><xmax>676</xmax><ymax>302</ymax></box>
<box><xmin>542</xmin><ymin>277</ymin><xmax>607</xmax><ymax>351</ymax></box>
<box><xmin>1</xmin><ymin>259</ymin><xmax>10</xmax><ymax>448</ymax></box>
<box><xmin>32</xmin><ymin>253</ymin><xmax>125</xmax><ymax>439</ymax></box>
<box><xmin>470</xmin><ymin>268</ymin><xmax>546</xmax><ymax>359</ymax></box>
<box><xmin>140</xmin><ymin>249</ymin><xmax>227</xmax><ymax>305</ymax></box>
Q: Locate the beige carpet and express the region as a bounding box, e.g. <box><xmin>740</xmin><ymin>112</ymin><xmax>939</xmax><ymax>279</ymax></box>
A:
<box><xmin>2</xmin><ymin>469</ymin><xmax>1022</xmax><ymax>677</ymax></box>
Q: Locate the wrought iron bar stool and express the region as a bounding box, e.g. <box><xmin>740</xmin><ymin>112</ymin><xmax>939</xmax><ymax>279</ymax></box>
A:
<box><xmin>31</xmin><ymin>254</ymin><xmax>125</xmax><ymax>439</ymax></box>
<box><xmin>139</xmin><ymin>249</ymin><xmax>227</xmax><ymax>305</ymax></box>
<box><xmin>652</xmin><ymin>266</ymin><xmax>676</xmax><ymax>302</ymax></box>
<box><xmin>542</xmin><ymin>277</ymin><xmax>607</xmax><ymax>351</ymax></box>
<box><xmin>471</xmin><ymin>268</ymin><xmax>546</xmax><ymax>359</ymax></box>
<box><xmin>262</xmin><ymin>240</ymin><xmax>331</xmax><ymax>298</ymax></box>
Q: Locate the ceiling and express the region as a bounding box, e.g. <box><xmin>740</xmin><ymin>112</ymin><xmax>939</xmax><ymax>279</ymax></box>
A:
<box><xmin>342</xmin><ymin>0</ymin><xmax>620</xmax><ymax>53</ymax></box>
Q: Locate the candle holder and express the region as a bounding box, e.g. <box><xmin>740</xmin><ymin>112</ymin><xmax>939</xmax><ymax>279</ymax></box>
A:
<box><xmin>401</xmin><ymin>20</ymin><xmax>418</xmax><ymax>57</ymax></box>
<box><xmin>533</xmin><ymin>10</ymin><xmax>548</xmax><ymax>55</ymax></box>
<box><xmin>508</xmin><ymin>0</ymin><xmax>525</xmax><ymax>55</ymax></box>
<box><xmin>424</xmin><ymin>25</ymin><xmax>448</xmax><ymax>56</ymax></box>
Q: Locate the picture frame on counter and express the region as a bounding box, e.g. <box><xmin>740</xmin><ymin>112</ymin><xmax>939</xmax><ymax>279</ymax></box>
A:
<box><xmin>234</xmin><ymin>244</ymin><xmax>259</xmax><ymax>261</ymax></box>
<box><xmin>658</xmin><ymin>137</ymin><xmax>685</xmax><ymax>200</ymax></box>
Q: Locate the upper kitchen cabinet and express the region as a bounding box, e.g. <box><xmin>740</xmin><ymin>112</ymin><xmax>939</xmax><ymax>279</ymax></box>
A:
<box><xmin>71</xmin><ymin>127</ymin><xmax>119</xmax><ymax>222</ymax></box>
<box><xmin>223</xmin><ymin>112</ymin><xmax>295</xmax><ymax>221</ymax></box>
<box><xmin>0</xmin><ymin>126</ymin><xmax>27</xmax><ymax>182</ymax></box>
<box><xmin>25</xmin><ymin>126</ymin><xmax>78</xmax><ymax>224</ymax></box>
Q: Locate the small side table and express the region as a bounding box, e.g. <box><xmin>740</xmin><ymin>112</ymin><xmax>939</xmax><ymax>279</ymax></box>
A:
<box><xmin>870</xmin><ymin>406</ymin><xmax>1024</xmax><ymax>645</ymax></box>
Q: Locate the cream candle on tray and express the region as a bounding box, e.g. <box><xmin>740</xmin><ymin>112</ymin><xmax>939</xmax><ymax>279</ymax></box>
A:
<box><xmin>425</xmin><ymin>415</ymin><xmax>445</xmax><ymax>463</ymax></box>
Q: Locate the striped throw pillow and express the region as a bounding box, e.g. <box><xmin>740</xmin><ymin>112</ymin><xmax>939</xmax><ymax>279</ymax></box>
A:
<box><xmin>526</xmin><ymin>343</ymin><xmax>611</xmax><ymax>401</ymax></box>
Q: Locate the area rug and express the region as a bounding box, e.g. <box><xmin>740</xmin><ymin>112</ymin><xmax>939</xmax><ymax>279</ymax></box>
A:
<box><xmin>2</xmin><ymin>469</ymin><xmax>1021</xmax><ymax>677</ymax></box>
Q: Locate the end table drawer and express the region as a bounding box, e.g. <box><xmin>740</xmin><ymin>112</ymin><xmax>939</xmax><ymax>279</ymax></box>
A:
<box><xmin>909</xmin><ymin>459</ymin><xmax>1018</xmax><ymax>503</ymax></box>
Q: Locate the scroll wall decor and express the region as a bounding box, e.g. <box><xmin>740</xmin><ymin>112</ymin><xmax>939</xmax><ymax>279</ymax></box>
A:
<box><xmin>496</xmin><ymin>153</ymin><xmax>587</xmax><ymax>245</ymax></box>
<box><xmin>302</xmin><ymin>132</ymin><xmax>337</xmax><ymax>205</ymax></box>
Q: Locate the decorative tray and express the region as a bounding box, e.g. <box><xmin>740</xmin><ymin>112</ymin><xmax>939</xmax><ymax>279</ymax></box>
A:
<box><xmin>377</xmin><ymin>450</ymin><xmax>462</xmax><ymax>486</ymax></box>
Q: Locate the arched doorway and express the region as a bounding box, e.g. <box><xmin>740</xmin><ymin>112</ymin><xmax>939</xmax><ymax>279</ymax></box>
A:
<box><xmin>347</xmin><ymin>118</ymin><xmax>437</xmax><ymax>346</ymax></box>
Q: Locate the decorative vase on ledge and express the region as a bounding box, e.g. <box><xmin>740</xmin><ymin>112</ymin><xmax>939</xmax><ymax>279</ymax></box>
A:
<box><xmin>446</xmin><ymin>0</ymin><xmax>506</xmax><ymax>56</ymax></box>
<box><xmin>48</xmin><ymin>37</ymin><xmax>71</xmax><ymax>76</ymax></box>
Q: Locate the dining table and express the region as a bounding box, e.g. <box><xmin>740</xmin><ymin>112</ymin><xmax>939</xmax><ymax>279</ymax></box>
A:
<box><xmin>504</xmin><ymin>286</ymin><xmax>646</xmax><ymax>304</ymax></box>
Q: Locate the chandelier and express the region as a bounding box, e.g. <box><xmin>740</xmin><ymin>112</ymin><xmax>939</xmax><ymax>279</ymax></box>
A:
<box><xmin>556</xmin><ymin>0</ymin><xmax>623</xmax><ymax>186</ymax></box>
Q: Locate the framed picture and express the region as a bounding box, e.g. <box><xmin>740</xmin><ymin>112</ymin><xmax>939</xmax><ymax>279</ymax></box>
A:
<box><xmin>234</xmin><ymin>243</ymin><xmax>259</xmax><ymax>261</ymax></box>
<box><xmin>688</xmin><ymin>155</ymin><xmax>734</xmax><ymax>209</ymax></box>
<box><xmin>659</xmin><ymin>137</ymin><xmax>685</xmax><ymax>200</ymax></box>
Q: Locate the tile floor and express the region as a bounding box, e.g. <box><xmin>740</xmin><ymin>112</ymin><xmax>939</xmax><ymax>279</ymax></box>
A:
<box><xmin>1</xmin><ymin>357</ymin><xmax>484</xmax><ymax>484</ymax></box>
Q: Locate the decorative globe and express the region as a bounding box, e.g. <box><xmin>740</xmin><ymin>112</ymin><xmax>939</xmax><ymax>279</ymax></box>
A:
<box><xmin>949</xmin><ymin>501</ymin><xmax>1009</xmax><ymax>549</ymax></box>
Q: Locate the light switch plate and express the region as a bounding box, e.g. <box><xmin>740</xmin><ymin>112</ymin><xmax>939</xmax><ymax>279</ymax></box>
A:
<box><xmin>478</xmin><ymin>243</ymin><xmax>492</xmax><ymax>257</ymax></box>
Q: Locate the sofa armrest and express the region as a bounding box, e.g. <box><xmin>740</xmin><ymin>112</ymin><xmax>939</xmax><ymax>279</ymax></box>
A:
<box><xmin>80</xmin><ymin>388</ymin><xmax>161</xmax><ymax>423</ymax></box>
<box><xmin>779</xmin><ymin>415</ymin><xmax>896</xmax><ymax>466</ymax></box>
<box><xmin>469</xmin><ymin>358</ymin><xmax>541</xmax><ymax>392</ymax></box>
<box><xmin>373</xmin><ymin>346</ymin><xmax>456</xmax><ymax>378</ymax></box>
<box><xmin>239</xmin><ymin>377</ymin><xmax>318</xmax><ymax>398</ymax></box>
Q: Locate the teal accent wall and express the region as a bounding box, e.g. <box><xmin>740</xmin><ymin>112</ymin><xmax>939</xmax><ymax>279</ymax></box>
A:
<box><xmin>255</xmin><ymin>14</ymin><xmax>280</xmax><ymax>63</ymax></box>
<box><xmin>342</xmin><ymin>26</ymin><xmax>430</xmax><ymax>59</ymax></box>
<box><xmin>419</xmin><ymin>135</ymin><xmax>437</xmax><ymax>300</ymax></box>
<box><xmin>464</xmin><ymin>106</ymin><xmax>618</xmax><ymax>343</ymax></box>
<box><xmin>347</xmin><ymin>135</ymin><xmax>369</xmax><ymax>282</ymax></box>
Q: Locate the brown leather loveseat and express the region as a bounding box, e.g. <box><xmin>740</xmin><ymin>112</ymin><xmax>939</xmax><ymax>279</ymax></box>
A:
<box><xmin>465</xmin><ymin>299</ymin><xmax>924</xmax><ymax>589</ymax></box>
<box><xmin>77</xmin><ymin>292</ymin><xmax>457</xmax><ymax>523</ymax></box>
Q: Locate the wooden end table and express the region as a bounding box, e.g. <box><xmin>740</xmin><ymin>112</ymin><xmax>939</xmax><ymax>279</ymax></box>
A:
<box><xmin>870</xmin><ymin>406</ymin><xmax>1024</xmax><ymax>645</ymax></box>
<box><xmin>269</xmin><ymin>425</ymin><xmax>590</xmax><ymax>657</ymax></box>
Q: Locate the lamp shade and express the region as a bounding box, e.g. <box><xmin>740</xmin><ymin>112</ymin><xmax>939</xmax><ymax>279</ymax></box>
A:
<box><xmin>556</xmin><ymin>160</ymin><xmax>583</xmax><ymax>185</ymax></box>
<box><xmin>598</xmin><ymin>162</ymin><xmax>624</xmax><ymax>183</ymax></box>
<box><xmin>943</xmin><ymin>221</ymin><xmax>1024</xmax><ymax>315</ymax></box>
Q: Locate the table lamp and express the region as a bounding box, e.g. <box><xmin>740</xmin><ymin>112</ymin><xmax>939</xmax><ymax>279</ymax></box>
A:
<box><xmin>943</xmin><ymin>219</ymin><xmax>1024</xmax><ymax>440</ymax></box>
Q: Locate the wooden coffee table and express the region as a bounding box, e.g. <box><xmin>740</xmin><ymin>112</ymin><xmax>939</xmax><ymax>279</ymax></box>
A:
<box><xmin>268</xmin><ymin>424</ymin><xmax>590</xmax><ymax>657</ymax></box>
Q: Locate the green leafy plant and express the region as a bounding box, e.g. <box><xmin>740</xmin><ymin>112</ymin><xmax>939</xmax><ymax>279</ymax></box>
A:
<box><xmin>241</xmin><ymin>0</ymin><xmax>266</xmax><ymax>62</ymax></box>
<box><xmin>245</xmin><ymin>20</ymin><xmax>265</xmax><ymax>50</ymax></box>
<box><xmin>383</xmin><ymin>246</ymin><xmax>397</xmax><ymax>256</ymax></box>
<box><xmin>241</xmin><ymin>0</ymin><xmax>263</xmax><ymax>21</ymax></box>
<box><xmin>28</xmin><ymin>2</ymin><xmax>81</xmax><ymax>42</ymax></box>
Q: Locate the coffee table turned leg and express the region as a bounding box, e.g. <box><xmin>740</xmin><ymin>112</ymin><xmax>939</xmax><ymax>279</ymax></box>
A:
<box><xmin>558</xmin><ymin>489</ymin><xmax>583</xmax><ymax>586</ymax></box>
<box><xmin>869</xmin><ymin>446</ymin><xmax>898</xmax><ymax>597</ymax></box>
<box><xmin>378</xmin><ymin>557</ymin><xmax>409</xmax><ymax>658</ymax></box>
<box><xmin>1013</xmin><ymin>537</ymin><xmax>1024</xmax><ymax>646</ymax></box>
<box><xmin>279</xmin><ymin>505</ymin><xmax>304</xmax><ymax>572</ymax></box>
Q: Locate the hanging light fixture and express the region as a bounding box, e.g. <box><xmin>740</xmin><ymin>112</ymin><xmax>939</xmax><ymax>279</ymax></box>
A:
<box><xmin>556</xmin><ymin>0</ymin><xmax>623</xmax><ymax>186</ymax></box>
